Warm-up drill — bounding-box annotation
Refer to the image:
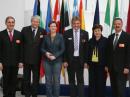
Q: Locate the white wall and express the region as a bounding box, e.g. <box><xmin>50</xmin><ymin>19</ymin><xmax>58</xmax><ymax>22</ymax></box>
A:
<box><xmin>0</xmin><ymin>0</ymin><xmax>24</xmax><ymax>31</ymax></box>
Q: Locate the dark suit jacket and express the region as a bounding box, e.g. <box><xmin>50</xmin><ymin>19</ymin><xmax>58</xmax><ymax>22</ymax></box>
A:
<box><xmin>63</xmin><ymin>29</ymin><xmax>89</xmax><ymax>67</ymax></box>
<box><xmin>41</xmin><ymin>33</ymin><xmax>65</xmax><ymax>63</ymax></box>
<box><xmin>21</xmin><ymin>26</ymin><xmax>46</xmax><ymax>65</ymax></box>
<box><xmin>0</xmin><ymin>29</ymin><xmax>23</xmax><ymax>66</ymax></box>
<box><xmin>87</xmin><ymin>36</ymin><xmax>108</xmax><ymax>66</ymax></box>
<box><xmin>107</xmin><ymin>31</ymin><xmax>130</xmax><ymax>72</ymax></box>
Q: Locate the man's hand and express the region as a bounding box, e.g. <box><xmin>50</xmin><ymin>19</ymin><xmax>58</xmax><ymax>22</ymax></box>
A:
<box><xmin>63</xmin><ymin>62</ymin><xmax>68</xmax><ymax>68</ymax></box>
<box><xmin>123</xmin><ymin>68</ymin><xmax>129</xmax><ymax>74</ymax></box>
<box><xmin>0</xmin><ymin>63</ymin><xmax>3</xmax><ymax>71</ymax></box>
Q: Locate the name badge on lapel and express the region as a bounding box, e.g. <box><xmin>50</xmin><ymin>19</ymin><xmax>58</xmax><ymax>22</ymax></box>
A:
<box><xmin>119</xmin><ymin>43</ymin><xmax>125</xmax><ymax>48</ymax></box>
<box><xmin>40</xmin><ymin>35</ymin><xmax>43</xmax><ymax>38</ymax></box>
<box><xmin>16</xmin><ymin>40</ymin><xmax>21</xmax><ymax>44</ymax></box>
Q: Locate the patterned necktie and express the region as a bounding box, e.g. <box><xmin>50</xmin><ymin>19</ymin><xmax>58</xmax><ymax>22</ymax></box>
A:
<box><xmin>113</xmin><ymin>34</ymin><xmax>119</xmax><ymax>49</ymax></box>
<box><xmin>74</xmin><ymin>31</ymin><xmax>78</xmax><ymax>51</ymax></box>
<box><xmin>9</xmin><ymin>31</ymin><xmax>13</xmax><ymax>42</ymax></box>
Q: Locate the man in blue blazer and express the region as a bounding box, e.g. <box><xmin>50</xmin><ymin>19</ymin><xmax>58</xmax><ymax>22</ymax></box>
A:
<box><xmin>63</xmin><ymin>16</ymin><xmax>89</xmax><ymax>97</ymax></box>
<box><xmin>107</xmin><ymin>17</ymin><xmax>130</xmax><ymax>97</ymax></box>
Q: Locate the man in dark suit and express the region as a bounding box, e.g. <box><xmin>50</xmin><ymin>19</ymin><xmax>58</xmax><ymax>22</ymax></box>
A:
<box><xmin>21</xmin><ymin>15</ymin><xmax>46</xmax><ymax>97</ymax></box>
<box><xmin>107</xmin><ymin>17</ymin><xmax>130</xmax><ymax>97</ymax></box>
<box><xmin>63</xmin><ymin>16</ymin><xmax>89</xmax><ymax>97</ymax></box>
<box><xmin>0</xmin><ymin>16</ymin><xmax>23</xmax><ymax>97</ymax></box>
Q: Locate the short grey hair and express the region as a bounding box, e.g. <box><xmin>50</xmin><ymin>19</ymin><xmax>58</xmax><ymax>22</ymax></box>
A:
<box><xmin>5</xmin><ymin>16</ymin><xmax>15</xmax><ymax>23</ymax></box>
<box><xmin>31</xmin><ymin>15</ymin><xmax>40</xmax><ymax>22</ymax></box>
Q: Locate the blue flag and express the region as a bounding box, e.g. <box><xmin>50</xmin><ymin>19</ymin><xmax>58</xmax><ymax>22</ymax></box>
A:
<box><xmin>93</xmin><ymin>0</ymin><xmax>100</xmax><ymax>26</ymax></box>
<box><xmin>33</xmin><ymin>0</ymin><xmax>38</xmax><ymax>16</ymax></box>
<box><xmin>45</xmin><ymin>0</ymin><xmax>52</xmax><ymax>33</ymax></box>
<box><xmin>72</xmin><ymin>0</ymin><xmax>79</xmax><ymax>17</ymax></box>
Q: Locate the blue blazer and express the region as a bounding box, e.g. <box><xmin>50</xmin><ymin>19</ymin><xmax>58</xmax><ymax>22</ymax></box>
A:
<box><xmin>41</xmin><ymin>33</ymin><xmax>65</xmax><ymax>63</ymax></box>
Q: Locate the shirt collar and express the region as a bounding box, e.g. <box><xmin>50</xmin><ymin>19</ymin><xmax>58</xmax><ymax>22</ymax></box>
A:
<box><xmin>115</xmin><ymin>30</ymin><xmax>122</xmax><ymax>37</ymax></box>
<box><xmin>73</xmin><ymin>29</ymin><xmax>80</xmax><ymax>33</ymax></box>
<box><xmin>7</xmin><ymin>29</ymin><xmax>14</xmax><ymax>33</ymax></box>
<box><xmin>31</xmin><ymin>27</ymin><xmax>38</xmax><ymax>32</ymax></box>
<box><xmin>7</xmin><ymin>29</ymin><xmax>14</xmax><ymax>36</ymax></box>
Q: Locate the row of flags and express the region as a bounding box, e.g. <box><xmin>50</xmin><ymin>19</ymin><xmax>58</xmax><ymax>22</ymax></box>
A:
<box><xmin>33</xmin><ymin>0</ymin><xmax>130</xmax><ymax>82</ymax></box>
<box><xmin>104</xmin><ymin>0</ymin><xmax>130</xmax><ymax>36</ymax></box>
<box><xmin>34</xmin><ymin>0</ymin><xmax>86</xmax><ymax>34</ymax></box>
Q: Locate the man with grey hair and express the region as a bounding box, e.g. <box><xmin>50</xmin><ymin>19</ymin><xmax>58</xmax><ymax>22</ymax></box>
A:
<box><xmin>0</xmin><ymin>16</ymin><xmax>23</xmax><ymax>97</ymax></box>
<box><xmin>21</xmin><ymin>15</ymin><xmax>46</xmax><ymax>97</ymax></box>
<box><xmin>107</xmin><ymin>17</ymin><xmax>130</xmax><ymax>97</ymax></box>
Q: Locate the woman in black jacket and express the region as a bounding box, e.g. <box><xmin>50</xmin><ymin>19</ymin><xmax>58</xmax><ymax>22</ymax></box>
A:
<box><xmin>87</xmin><ymin>24</ymin><xmax>108</xmax><ymax>97</ymax></box>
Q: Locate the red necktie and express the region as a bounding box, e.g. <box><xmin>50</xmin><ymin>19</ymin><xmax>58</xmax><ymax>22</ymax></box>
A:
<box><xmin>9</xmin><ymin>31</ymin><xmax>13</xmax><ymax>42</ymax></box>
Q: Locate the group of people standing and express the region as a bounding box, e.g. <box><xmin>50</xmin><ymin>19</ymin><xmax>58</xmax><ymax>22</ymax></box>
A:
<box><xmin>0</xmin><ymin>15</ymin><xmax>130</xmax><ymax>97</ymax></box>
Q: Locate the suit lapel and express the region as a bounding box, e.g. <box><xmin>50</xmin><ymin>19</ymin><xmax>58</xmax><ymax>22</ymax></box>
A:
<box><xmin>4</xmin><ymin>30</ymin><xmax>10</xmax><ymax>42</ymax></box>
<box><xmin>79</xmin><ymin>29</ymin><xmax>82</xmax><ymax>54</ymax></box>
<box><xmin>71</xmin><ymin>29</ymin><xmax>74</xmax><ymax>52</ymax></box>
<box><xmin>111</xmin><ymin>34</ymin><xmax>115</xmax><ymax>50</ymax></box>
<box><xmin>12</xmin><ymin>30</ymin><xmax>16</xmax><ymax>43</ymax></box>
<box><xmin>116</xmin><ymin>32</ymin><xmax>124</xmax><ymax>48</ymax></box>
<box><xmin>29</xmin><ymin>26</ymin><xmax>35</xmax><ymax>41</ymax></box>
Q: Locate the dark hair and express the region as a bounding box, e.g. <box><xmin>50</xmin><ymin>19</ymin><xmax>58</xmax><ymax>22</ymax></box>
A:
<box><xmin>113</xmin><ymin>17</ymin><xmax>123</xmax><ymax>23</ymax></box>
<box><xmin>48</xmin><ymin>21</ymin><xmax>57</xmax><ymax>27</ymax></box>
<box><xmin>71</xmin><ymin>16</ymin><xmax>80</xmax><ymax>23</ymax></box>
<box><xmin>5</xmin><ymin>16</ymin><xmax>15</xmax><ymax>23</ymax></box>
<box><xmin>92</xmin><ymin>24</ymin><xmax>103</xmax><ymax>32</ymax></box>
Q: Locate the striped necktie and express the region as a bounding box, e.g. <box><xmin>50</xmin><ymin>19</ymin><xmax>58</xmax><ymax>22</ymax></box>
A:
<box><xmin>74</xmin><ymin>31</ymin><xmax>78</xmax><ymax>51</ymax></box>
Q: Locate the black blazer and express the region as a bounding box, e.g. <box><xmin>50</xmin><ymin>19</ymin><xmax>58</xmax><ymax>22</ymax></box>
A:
<box><xmin>21</xmin><ymin>26</ymin><xmax>46</xmax><ymax>65</ymax></box>
<box><xmin>41</xmin><ymin>33</ymin><xmax>65</xmax><ymax>63</ymax></box>
<box><xmin>0</xmin><ymin>29</ymin><xmax>23</xmax><ymax>66</ymax></box>
<box><xmin>63</xmin><ymin>29</ymin><xmax>89</xmax><ymax>66</ymax></box>
<box><xmin>87</xmin><ymin>36</ymin><xmax>108</xmax><ymax>66</ymax></box>
<box><xmin>107</xmin><ymin>31</ymin><xmax>130</xmax><ymax>72</ymax></box>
